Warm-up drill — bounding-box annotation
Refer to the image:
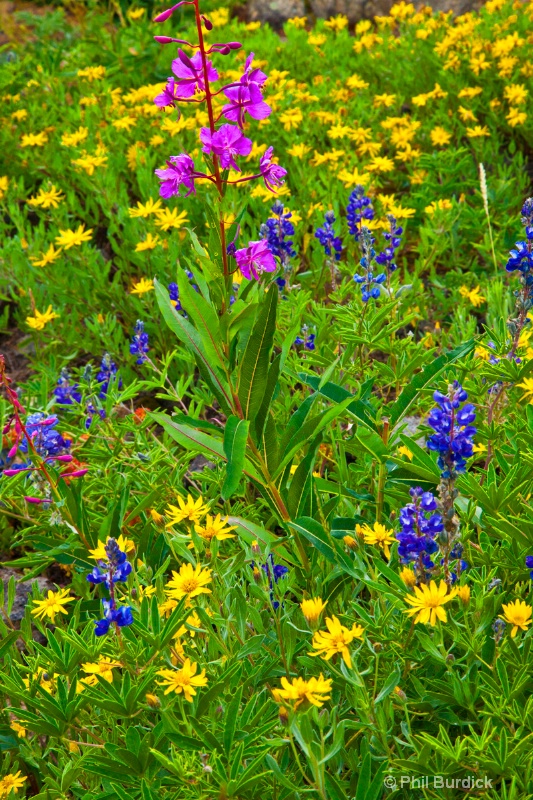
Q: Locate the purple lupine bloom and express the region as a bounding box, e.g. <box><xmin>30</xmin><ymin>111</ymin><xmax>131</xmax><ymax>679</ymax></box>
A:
<box><xmin>506</xmin><ymin>198</ymin><xmax>533</xmax><ymax>273</ymax></box>
<box><xmin>87</xmin><ymin>538</ymin><xmax>134</xmax><ymax>637</ymax></box>
<box><xmin>85</xmin><ymin>403</ymin><xmax>106</xmax><ymax>429</ymax></box>
<box><xmin>353</xmin><ymin>227</ymin><xmax>386</xmax><ymax>302</ymax></box>
<box><xmin>259</xmin><ymin>147</ymin><xmax>287</xmax><ymax>192</ymax></box>
<box><xmin>168</xmin><ymin>282</ymin><xmax>182</xmax><ymax>311</ymax></box>
<box><xmin>526</xmin><ymin>555</ymin><xmax>533</xmax><ymax>579</ymax></box>
<box><xmin>171</xmin><ymin>49</ymin><xmax>218</xmax><ymax>98</ymax></box>
<box><xmin>315</xmin><ymin>211</ymin><xmax>343</xmax><ymax>261</ymax></box>
<box><xmin>235</xmin><ymin>240</ymin><xmax>276</xmax><ymax>281</ymax></box>
<box><xmin>347</xmin><ymin>185</ymin><xmax>374</xmax><ymax>240</ymax></box>
<box><xmin>396</xmin><ymin>487</ymin><xmax>442</xmax><ymax>574</ymax></box>
<box><xmin>19</xmin><ymin>413</ymin><xmax>69</xmax><ymax>458</ymax></box>
<box><xmin>155</xmin><ymin>154</ymin><xmax>198</xmax><ymax>198</ymax></box>
<box><xmin>200</xmin><ymin>124</ymin><xmax>252</xmax><ymax>170</ymax></box>
<box><xmin>260</xmin><ymin>200</ymin><xmax>295</xmax><ymax>267</ymax></box>
<box><xmin>427</xmin><ymin>382</ymin><xmax>476</xmax><ymax>478</ymax></box>
<box><xmin>94</xmin><ymin>600</ymin><xmax>134</xmax><ymax>636</ymax></box>
<box><xmin>261</xmin><ymin>554</ymin><xmax>288</xmax><ymax>583</ymax></box>
<box><xmin>130</xmin><ymin>320</ymin><xmax>149</xmax><ymax>365</ymax></box>
<box><xmin>54</xmin><ymin>368</ymin><xmax>82</xmax><ymax>405</ymax></box>
<box><xmin>96</xmin><ymin>354</ymin><xmax>121</xmax><ymax>398</ymax></box>
<box><xmin>375</xmin><ymin>215</ymin><xmax>403</xmax><ymax>273</ymax></box>
<box><xmin>257</xmin><ymin>554</ymin><xmax>289</xmax><ymax>609</ymax></box>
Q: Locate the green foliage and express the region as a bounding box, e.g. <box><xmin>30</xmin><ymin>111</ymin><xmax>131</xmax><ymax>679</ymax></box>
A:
<box><xmin>1</xmin><ymin>1</ymin><xmax>533</xmax><ymax>798</ymax></box>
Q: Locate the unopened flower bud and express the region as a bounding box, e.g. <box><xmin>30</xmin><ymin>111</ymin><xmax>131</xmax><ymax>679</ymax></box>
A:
<box><xmin>145</xmin><ymin>693</ymin><xmax>160</xmax><ymax>708</ymax></box>
<box><xmin>455</xmin><ymin>584</ymin><xmax>471</xmax><ymax>605</ymax></box>
<box><xmin>153</xmin><ymin>1</ymin><xmax>192</xmax><ymax>23</ymax></box>
<box><xmin>251</xmin><ymin>540</ymin><xmax>261</xmax><ymax>555</ymax></box>
<box><xmin>201</xmin><ymin>14</ymin><xmax>213</xmax><ymax>29</ymax></box>
<box><xmin>343</xmin><ymin>535</ymin><xmax>357</xmax><ymax>550</ymax></box>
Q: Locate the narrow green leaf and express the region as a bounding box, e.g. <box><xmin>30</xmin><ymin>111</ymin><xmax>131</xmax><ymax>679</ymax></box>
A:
<box><xmin>222</xmin><ymin>416</ymin><xmax>250</xmax><ymax>500</ymax></box>
<box><xmin>255</xmin><ymin>354</ymin><xmax>281</xmax><ymax>443</ymax></box>
<box><xmin>176</xmin><ymin>267</ymin><xmax>224</xmax><ymax>368</ymax></box>
<box><xmin>154</xmin><ymin>279</ymin><xmax>232</xmax><ymax>409</ymax></box>
<box><xmin>286</xmin><ymin>434</ymin><xmax>322</xmax><ymax>519</ymax></box>
<box><xmin>374</xmin><ymin>666</ymin><xmax>402</xmax><ymax>704</ymax></box>
<box><xmin>300</xmin><ymin>373</ymin><xmax>377</xmax><ymax>431</ymax></box>
<box><xmin>388</xmin><ymin>339</ymin><xmax>475</xmax><ymax>427</ymax></box>
<box><xmin>238</xmin><ymin>287</ymin><xmax>278</xmax><ymax>420</ymax></box>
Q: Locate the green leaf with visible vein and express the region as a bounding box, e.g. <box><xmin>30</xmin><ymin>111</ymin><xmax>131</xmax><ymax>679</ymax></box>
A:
<box><xmin>238</xmin><ymin>287</ymin><xmax>277</xmax><ymax>420</ymax></box>
<box><xmin>222</xmin><ymin>415</ymin><xmax>250</xmax><ymax>500</ymax></box>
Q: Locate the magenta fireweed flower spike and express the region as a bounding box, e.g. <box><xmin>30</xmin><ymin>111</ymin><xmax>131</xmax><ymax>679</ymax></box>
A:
<box><xmin>200</xmin><ymin>124</ymin><xmax>252</xmax><ymax>170</ymax></box>
<box><xmin>152</xmin><ymin>0</ymin><xmax>287</xmax><ymax>287</ymax></box>
<box><xmin>155</xmin><ymin>154</ymin><xmax>207</xmax><ymax>198</ymax></box>
<box><xmin>235</xmin><ymin>240</ymin><xmax>277</xmax><ymax>281</ymax></box>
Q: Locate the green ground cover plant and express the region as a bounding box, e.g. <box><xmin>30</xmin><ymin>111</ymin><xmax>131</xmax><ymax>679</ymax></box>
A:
<box><xmin>1</xmin><ymin>0</ymin><xmax>533</xmax><ymax>797</ymax></box>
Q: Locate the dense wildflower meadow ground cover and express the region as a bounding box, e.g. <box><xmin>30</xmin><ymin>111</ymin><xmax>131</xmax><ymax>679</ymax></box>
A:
<box><xmin>2</xmin><ymin>0</ymin><xmax>533</xmax><ymax>796</ymax></box>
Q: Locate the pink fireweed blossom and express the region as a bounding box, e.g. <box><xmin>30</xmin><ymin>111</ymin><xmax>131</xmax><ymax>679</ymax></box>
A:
<box><xmin>260</xmin><ymin>147</ymin><xmax>287</xmax><ymax>192</ymax></box>
<box><xmin>155</xmin><ymin>154</ymin><xmax>204</xmax><ymax>198</ymax></box>
<box><xmin>200</xmin><ymin>124</ymin><xmax>252</xmax><ymax>171</ymax></box>
<box><xmin>171</xmin><ymin>49</ymin><xmax>219</xmax><ymax>99</ymax></box>
<box><xmin>222</xmin><ymin>52</ymin><xmax>270</xmax><ymax>128</ymax></box>
<box><xmin>241</xmin><ymin>52</ymin><xmax>268</xmax><ymax>91</ymax></box>
<box><xmin>221</xmin><ymin>84</ymin><xmax>271</xmax><ymax>128</ymax></box>
<box><xmin>154</xmin><ymin>77</ymin><xmax>178</xmax><ymax>109</ymax></box>
<box><xmin>235</xmin><ymin>240</ymin><xmax>277</xmax><ymax>280</ymax></box>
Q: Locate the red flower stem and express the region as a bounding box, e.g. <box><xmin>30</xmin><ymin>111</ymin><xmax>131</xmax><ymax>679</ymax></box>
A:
<box><xmin>193</xmin><ymin>0</ymin><xmax>229</xmax><ymax>279</ymax></box>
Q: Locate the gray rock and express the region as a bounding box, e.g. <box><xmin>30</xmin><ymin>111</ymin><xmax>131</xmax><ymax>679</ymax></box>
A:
<box><xmin>247</xmin><ymin>0</ymin><xmax>306</xmax><ymax>26</ymax></box>
<box><xmin>0</xmin><ymin>567</ymin><xmax>54</xmax><ymax>625</ymax></box>
<box><xmin>245</xmin><ymin>0</ymin><xmax>480</xmax><ymax>26</ymax></box>
<box><xmin>188</xmin><ymin>454</ymin><xmax>216</xmax><ymax>473</ymax></box>
<box><xmin>310</xmin><ymin>0</ymin><xmax>391</xmax><ymax>24</ymax></box>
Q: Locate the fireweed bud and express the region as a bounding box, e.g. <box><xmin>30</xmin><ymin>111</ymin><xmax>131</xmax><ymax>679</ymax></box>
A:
<box><xmin>153</xmin><ymin>1</ymin><xmax>192</xmax><ymax>23</ymax></box>
<box><xmin>201</xmin><ymin>14</ymin><xmax>213</xmax><ymax>29</ymax></box>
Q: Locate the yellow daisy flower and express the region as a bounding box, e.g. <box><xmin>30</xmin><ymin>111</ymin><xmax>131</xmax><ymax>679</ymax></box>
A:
<box><xmin>156</xmin><ymin>658</ymin><xmax>207</xmax><ymax>701</ymax></box>
<box><xmin>31</xmin><ymin>588</ymin><xmax>74</xmax><ymax>624</ymax></box>
<box><xmin>361</xmin><ymin>522</ymin><xmax>395</xmax><ymax>559</ymax></box>
<box><xmin>309</xmin><ymin>615</ymin><xmax>364</xmax><ymax>668</ymax></box>
<box><xmin>166</xmin><ymin>494</ymin><xmax>209</xmax><ymax>525</ymax></box>
<box><xmin>500</xmin><ymin>599</ymin><xmax>532</xmax><ymax>637</ymax></box>
<box><xmin>274</xmin><ymin>674</ymin><xmax>332</xmax><ymax>709</ymax></box>
<box><xmin>404</xmin><ymin>580</ymin><xmax>455</xmax><ymax>626</ymax></box>
<box><xmin>165</xmin><ymin>562</ymin><xmax>212</xmax><ymax>604</ymax></box>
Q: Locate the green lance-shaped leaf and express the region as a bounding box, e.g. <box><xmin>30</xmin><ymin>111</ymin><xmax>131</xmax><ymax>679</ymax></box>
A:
<box><xmin>222</xmin><ymin>415</ymin><xmax>250</xmax><ymax>500</ymax></box>
<box><xmin>176</xmin><ymin>266</ymin><xmax>224</xmax><ymax>367</ymax></box>
<box><xmin>154</xmin><ymin>278</ymin><xmax>233</xmax><ymax>411</ymax></box>
<box><xmin>388</xmin><ymin>339</ymin><xmax>475</xmax><ymax>428</ymax></box>
<box><xmin>237</xmin><ymin>286</ymin><xmax>278</xmax><ymax>420</ymax></box>
<box><xmin>255</xmin><ymin>353</ymin><xmax>281</xmax><ymax>443</ymax></box>
<box><xmin>286</xmin><ymin>434</ymin><xmax>322</xmax><ymax>519</ymax></box>
<box><xmin>151</xmin><ymin>412</ymin><xmax>263</xmax><ymax>484</ymax></box>
<box><xmin>300</xmin><ymin>373</ymin><xmax>377</xmax><ymax>431</ymax></box>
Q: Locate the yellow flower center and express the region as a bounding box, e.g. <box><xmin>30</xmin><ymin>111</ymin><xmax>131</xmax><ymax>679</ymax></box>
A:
<box><xmin>181</xmin><ymin>579</ymin><xmax>199</xmax><ymax>594</ymax></box>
